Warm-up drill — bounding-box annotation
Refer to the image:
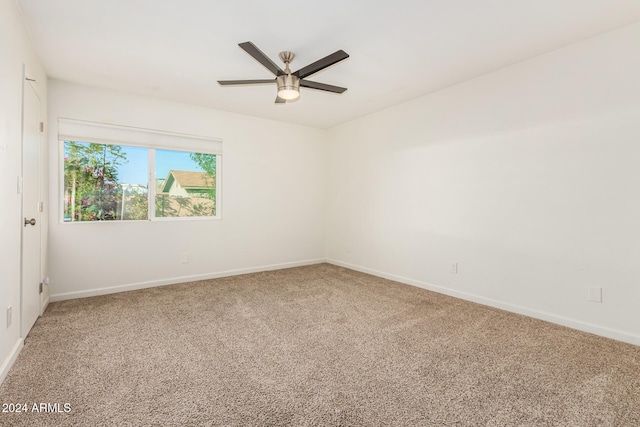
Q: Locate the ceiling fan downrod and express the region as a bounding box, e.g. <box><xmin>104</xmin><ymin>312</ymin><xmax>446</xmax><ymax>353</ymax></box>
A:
<box><xmin>277</xmin><ymin>51</ymin><xmax>299</xmax><ymax>100</ymax></box>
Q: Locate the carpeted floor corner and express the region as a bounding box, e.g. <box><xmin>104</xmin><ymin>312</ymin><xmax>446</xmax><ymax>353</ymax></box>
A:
<box><xmin>1</xmin><ymin>263</ymin><xmax>639</xmax><ymax>426</ymax></box>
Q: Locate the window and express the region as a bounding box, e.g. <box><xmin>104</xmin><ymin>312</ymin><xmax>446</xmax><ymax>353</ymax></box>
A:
<box><xmin>63</xmin><ymin>141</ymin><xmax>149</xmax><ymax>221</ymax></box>
<box><xmin>155</xmin><ymin>149</ymin><xmax>217</xmax><ymax>218</ymax></box>
<box><xmin>59</xmin><ymin>119</ymin><xmax>221</xmax><ymax>222</ymax></box>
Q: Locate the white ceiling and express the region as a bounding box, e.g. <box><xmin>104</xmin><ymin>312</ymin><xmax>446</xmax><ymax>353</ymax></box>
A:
<box><xmin>16</xmin><ymin>0</ymin><xmax>640</xmax><ymax>129</ymax></box>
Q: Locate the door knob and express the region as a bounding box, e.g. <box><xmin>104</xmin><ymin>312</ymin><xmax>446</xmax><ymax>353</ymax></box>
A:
<box><xmin>24</xmin><ymin>218</ymin><xmax>36</xmax><ymax>226</ymax></box>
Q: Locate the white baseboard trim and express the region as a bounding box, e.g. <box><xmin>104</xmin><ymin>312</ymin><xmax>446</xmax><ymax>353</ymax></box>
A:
<box><xmin>47</xmin><ymin>257</ymin><xmax>640</xmax><ymax>346</ymax></box>
<box><xmin>50</xmin><ymin>258</ymin><xmax>327</xmax><ymax>302</ymax></box>
<box><xmin>327</xmin><ymin>259</ymin><xmax>640</xmax><ymax>347</ymax></box>
<box><xmin>0</xmin><ymin>339</ymin><xmax>24</xmax><ymax>386</ymax></box>
<box><xmin>41</xmin><ymin>295</ymin><xmax>50</xmax><ymax>314</ymax></box>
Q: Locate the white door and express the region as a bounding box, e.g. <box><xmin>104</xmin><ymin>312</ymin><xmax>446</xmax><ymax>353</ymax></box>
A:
<box><xmin>21</xmin><ymin>76</ymin><xmax>42</xmax><ymax>338</ymax></box>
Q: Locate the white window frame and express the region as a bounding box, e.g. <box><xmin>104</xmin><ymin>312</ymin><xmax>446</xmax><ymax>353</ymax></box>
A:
<box><xmin>58</xmin><ymin>118</ymin><xmax>222</xmax><ymax>223</ymax></box>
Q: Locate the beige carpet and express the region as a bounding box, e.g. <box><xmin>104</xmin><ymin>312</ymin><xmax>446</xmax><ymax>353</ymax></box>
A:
<box><xmin>1</xmin><ymin>264</ymin><xmax>638</xmax><ymax>426</ymax></box>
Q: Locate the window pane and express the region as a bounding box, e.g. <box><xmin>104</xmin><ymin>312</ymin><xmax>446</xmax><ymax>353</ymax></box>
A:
<box><xmin>155</xmin><ymin>149</ymin><xmax>216</xmax><ymax>218</ymax></box>
<box><xmin>63</xmin><ymin>141</ymin><xmax>148</xmax><ymax>222</ymax></box>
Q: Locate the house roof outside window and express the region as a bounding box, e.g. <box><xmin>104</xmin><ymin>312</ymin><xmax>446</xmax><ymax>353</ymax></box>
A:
<box><xmin>161</xmin><ymin>170</ymin><xmax>214</xmax><ymax>193</ymax></box>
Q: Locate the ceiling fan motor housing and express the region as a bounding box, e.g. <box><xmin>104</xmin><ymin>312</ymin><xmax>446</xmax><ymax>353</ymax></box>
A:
<box><xmin>276</xmin><ymin>74</ymin><xmax>300</xmax><ymax>100</ymax></box>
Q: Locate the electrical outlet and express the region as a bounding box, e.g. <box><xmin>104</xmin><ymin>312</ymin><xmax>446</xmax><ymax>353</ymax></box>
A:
<box><xmin>6</xmin><ymin>306</ymin><xmax>12</xmax><ymax>328</ymax></box>
<box><xmin>180</xmin><ymin>252</ymin><xmax>189</xmax><ymax>264</ymax></box>
<box><xmin>588</xmin><ymin>286</ymin><xmax>602</xmax><ymax>303</ymax></box>
<box><xmin>450</xmin><ymin>262</ymin><xmax>458</xmax><ymax>274</ymax></box>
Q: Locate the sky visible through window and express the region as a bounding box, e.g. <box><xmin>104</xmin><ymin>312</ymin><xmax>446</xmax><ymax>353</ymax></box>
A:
<box><xmin>118</xmin><ymin>147</ymin><xmax>205</xmax><ymax>185</ymax></box>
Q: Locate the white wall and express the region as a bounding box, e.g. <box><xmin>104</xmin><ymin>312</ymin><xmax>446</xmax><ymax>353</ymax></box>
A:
<box><xmin>47</xmin><ymin>81</ymin><xmax>327</xmax><ymax>299</ymax></box>
<box><xmin>0</xmin><ymin>0</ymin><xmax>48</xmax><ymax>382</ymax></box>
<box><xmin>326</xmin><ymin>22</ymin><xmax>640</xmax><ymax>345</ymax></box>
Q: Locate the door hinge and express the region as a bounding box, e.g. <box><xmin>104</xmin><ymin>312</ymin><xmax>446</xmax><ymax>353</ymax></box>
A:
<box><xmin>39</xmin><ymin>282</ymin><xmax>43</xmax><ymax>294</ymax></box>
<box><xmin>39</xmin><ymin>122</ymin><xmax>44</xmax><ymax>132</ymax></box>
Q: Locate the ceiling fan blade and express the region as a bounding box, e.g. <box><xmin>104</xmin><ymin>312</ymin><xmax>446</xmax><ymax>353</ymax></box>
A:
<box><xmin>275</xmin><ymin>96</ymin><xmax>286</xmax><ymax>104</ymax></box>
<box><xmin>239</xmin><ymin>42</ymin><xmax>284</xmax><ymax>76</ymax></box>
<box><xmin>300</xmin><ymin>80</ymin><xmax>347</xmax><ymax>94</ymax></box>
<box><xmin>294</xmin><ymin>50</ymin><xmax>349</xmax><ymax>79</ymax></box>
<box><xmin>217</xmin><ymin>79</ymin><xmax>274</xmax><ymax>86</ymax></box>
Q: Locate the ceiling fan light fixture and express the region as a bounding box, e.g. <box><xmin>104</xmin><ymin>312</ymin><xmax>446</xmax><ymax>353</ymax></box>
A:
<box><xmin>276</xmin><ymin>74</ymin><xmax>300</xmax><ymax>100</ymax></box>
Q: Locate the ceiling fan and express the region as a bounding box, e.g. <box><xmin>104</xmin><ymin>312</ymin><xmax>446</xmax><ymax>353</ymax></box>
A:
<box><xmin>217</xmin><ymin>42</ymin><xmax>349</xmax><ymax>103</ymax></box>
